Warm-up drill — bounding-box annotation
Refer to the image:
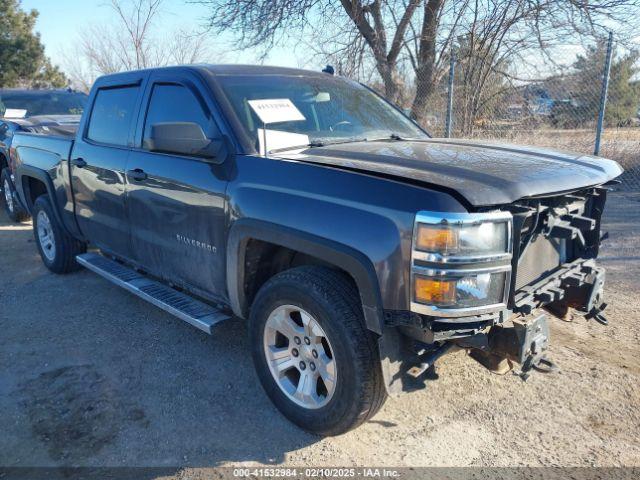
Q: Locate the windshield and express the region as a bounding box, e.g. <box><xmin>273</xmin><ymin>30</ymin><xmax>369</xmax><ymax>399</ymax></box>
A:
<box><xmin>217</xmin><ymin>74</ymin><xmax>428</xmax><ymax>151</ymax></box>
<box><xmin>0</xmin><ymin>91</ymin><xmax>87</xmax><ymax>117</ymax></box>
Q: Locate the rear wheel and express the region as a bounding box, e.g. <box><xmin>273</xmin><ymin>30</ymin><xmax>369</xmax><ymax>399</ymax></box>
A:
<box><xmin>1</xmin><ymin>168</ymin><xmax>29</xmax><ymax>222</ymax></box>
<box><xmin>32</xmin><ymin>195</ymin><xmax>86</xmax><ymax>273</ymax></box>
<box><xmin>249</xmin><ymin>266</ymin><xmax>387</xmax><ymax>435</ymax></box>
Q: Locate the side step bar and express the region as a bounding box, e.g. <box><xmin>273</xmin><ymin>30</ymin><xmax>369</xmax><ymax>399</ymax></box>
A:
<box><xmin>76</xmin><ymin>252</ymin><xmax>230</xmax><ymax>334</ymax></box>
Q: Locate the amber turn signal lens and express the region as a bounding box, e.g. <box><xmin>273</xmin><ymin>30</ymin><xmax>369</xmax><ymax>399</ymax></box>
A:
<box><xmin>414</xmin><ymin>277</ymin><xmax>456</xmax><ymax>305</ymax></box>
<box><xmin>416</xmin><ymin>225</ymin><xmax>457</xmax><ymax>252</ymax></box>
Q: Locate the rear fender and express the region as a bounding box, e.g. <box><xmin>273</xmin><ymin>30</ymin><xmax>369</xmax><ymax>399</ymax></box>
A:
<box><xmin>17</xmin><ymin>165</ymin><xmax>73</xmax><ymax>237</ymax></box>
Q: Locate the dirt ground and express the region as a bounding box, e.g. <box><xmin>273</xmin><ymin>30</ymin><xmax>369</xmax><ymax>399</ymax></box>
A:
<box><xmin>0</xmin><ymin>191</ymin><xmax>639</xmax><ymax>472</ymax></box>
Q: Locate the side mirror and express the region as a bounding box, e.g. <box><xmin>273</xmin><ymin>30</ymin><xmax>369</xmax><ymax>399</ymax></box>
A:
<box><xmin>146</xmin><ymin>122</ymin><xmax>227</xmax><ymax>162</ymax></box>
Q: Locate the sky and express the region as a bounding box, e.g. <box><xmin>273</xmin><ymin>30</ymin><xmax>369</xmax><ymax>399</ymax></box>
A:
<box><xmin>20</xmin><ymin>1</ymin><xmax>639</xmax><ymax>85</ymax></box>
<box><xmin>21</xmin><ymin>0</ymin><xmax>304</xmax><ymax>73</ymax></box>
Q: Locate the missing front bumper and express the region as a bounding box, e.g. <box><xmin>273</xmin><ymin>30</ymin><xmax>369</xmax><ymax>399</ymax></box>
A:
<box><xmin>469</xmin><ymin>312</ymin><xmax>556</xmax><ymax>379</ymax></box>
<box><xmin>379</xmin><ymin>258</ymin><xmax>609</xmax><ymax>393</ymax></box>
<box><xmin>514</xmin><ymin>258</ymin><xmax>606</xmax><ymax>317</ymax></box>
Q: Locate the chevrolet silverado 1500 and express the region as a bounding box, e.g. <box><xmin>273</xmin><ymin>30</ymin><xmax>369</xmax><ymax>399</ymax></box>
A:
<box><xmin>12</xmin><ymin>65</ymin><xmax>623</xmax><ymax>435</ymax></box>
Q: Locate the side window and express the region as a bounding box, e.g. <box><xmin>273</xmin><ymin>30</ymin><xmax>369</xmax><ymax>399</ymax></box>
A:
<box><xmin>87</xmin><ymin>86</ymin><xmax>139</xmax><ymax>146</ymax></box>
<box><xmin>143</xmin><ymin>84</ymin><xmax>218</xmax><ymax>150</ymax></box>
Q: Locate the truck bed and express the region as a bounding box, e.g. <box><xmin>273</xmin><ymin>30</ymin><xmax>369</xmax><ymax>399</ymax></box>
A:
<box><xmin>12</xmin><ymin>133</ymin><xmax>74</xmax><ymax>172</ymax></box>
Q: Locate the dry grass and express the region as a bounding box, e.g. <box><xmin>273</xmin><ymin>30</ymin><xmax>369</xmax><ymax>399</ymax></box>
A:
<box><xmin>466</xmin><ymin>126</ymin><xmax>640</xmax><ymax>170</ymax></box>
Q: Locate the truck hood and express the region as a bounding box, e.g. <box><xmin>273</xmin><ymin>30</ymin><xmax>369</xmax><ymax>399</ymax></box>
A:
<box><xmin>10</xmin><ymin>114</ymin><xmax>81</xmax><ymax>126</ymax></box>
<box><xmin>11</xmin><ymin>115</ymin><xmax>81</xmax><ymax>137</ymax></box>
<box><xmin>283</xmin><ymin>138</ymin><xmax>623</xmax><ymax>207</ymax></box>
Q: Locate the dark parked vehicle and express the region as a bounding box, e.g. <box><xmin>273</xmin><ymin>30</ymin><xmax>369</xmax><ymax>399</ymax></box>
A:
<box><xmin>0</xmin><ymin>88</ymin><xmax>87</xmax><ymax>221</ymax></box>
<box><xmin>12</xmin><ymin>65</ymin><xmax>622</xmax><ymax>434</ymax></box>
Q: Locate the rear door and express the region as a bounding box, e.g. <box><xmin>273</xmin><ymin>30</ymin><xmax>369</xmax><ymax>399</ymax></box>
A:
<box><xmin>71</xmin><ymin>74</ymin><xmax>146</xmax><ymax>259</ymax></box>
<box><xmin>125</xmin><ymin>71</ymin><xmax>229</xmax><ymax>300</ymax></box>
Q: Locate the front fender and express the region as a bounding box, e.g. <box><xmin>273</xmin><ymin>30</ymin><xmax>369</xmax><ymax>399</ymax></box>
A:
<box><xmin>227</xmin><ymin>218</ymin><xmax>385</xmax><ymax>334</ymax></box>
<box><xmin>226</xmin><ymin>155</ymin><xmax>468</xmax><ymax>331</ymax></box>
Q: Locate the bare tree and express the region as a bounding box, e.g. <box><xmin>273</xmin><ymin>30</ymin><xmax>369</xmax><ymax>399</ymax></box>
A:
<box><xmin>62</xmin><ymin>0</ymin><xmax>216</xmax><ymax>90</ymax></box>
<box><xmin>199</xmin><ymin>0</ymin><xmax>640</xmax><ymax>124</ymax></box>
<box><xmin>109</xmin><ymin>0</ymin><xmax>163</xmax><ymax>69</ymax></box>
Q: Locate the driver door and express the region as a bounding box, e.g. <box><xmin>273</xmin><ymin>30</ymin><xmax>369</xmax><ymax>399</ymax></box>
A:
<box><xmin>125</xmin><ymin>72</ymin><xmax>229</xmax><ymax>299</ymax></box>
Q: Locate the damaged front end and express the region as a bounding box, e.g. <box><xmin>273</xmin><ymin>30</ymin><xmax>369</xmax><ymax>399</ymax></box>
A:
<box><xmin>381</xmin><ymin>186</ymin><xmax>611</xmax><ymax>393</ymax></box>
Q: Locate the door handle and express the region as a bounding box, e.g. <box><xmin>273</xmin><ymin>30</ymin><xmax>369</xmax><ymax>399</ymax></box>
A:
<box><xmin>127</xmin><ymin>168</ymin><xmax>148</xmax><ymax>181</ymax></box>
<box><xmin>71</xmin><ymin>157</ymin><xmax>87</xmax><ymax>168</ymax></box>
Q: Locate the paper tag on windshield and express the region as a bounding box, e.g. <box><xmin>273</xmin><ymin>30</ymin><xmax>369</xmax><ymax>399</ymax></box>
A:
<box><xmin>248</xmin><ymin>99</ymin><xmax>305</xmax><ymax>124</ymax></box>
<box><xmin>3</xmin><ymin>109</ymin><xmax>27</xmax><ymax>118</ymax></box>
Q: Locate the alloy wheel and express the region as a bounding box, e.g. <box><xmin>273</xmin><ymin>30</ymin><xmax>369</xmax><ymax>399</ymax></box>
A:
<box><xmin>37</xmin><ymin>210</ymin><xmax>56</xmax><ymax>261</ymax></box>
<box><xmin>263</xmin><ymin>305</ymin><xmax>337</xmax><ymax>409</ymax></box>
<box><xmin>3</xmin><ymin>178</ymin><xmax>14</xmax><ymax>213</ymax></box>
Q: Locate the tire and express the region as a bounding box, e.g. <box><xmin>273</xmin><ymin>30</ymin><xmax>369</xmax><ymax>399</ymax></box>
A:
<box><xmin>32</xmin><ymin>195</ymin><xmax>86</xmax><ymax>273</ymax></box>
<box><xmin>249</xmin><ymin>266</ymin><xmax>387</xmax><ymax>435</ymax></box>
<box><xmin>1</xmin><ymin>168</ymin><xmax>29</xmax><ymax>222</ymax></box>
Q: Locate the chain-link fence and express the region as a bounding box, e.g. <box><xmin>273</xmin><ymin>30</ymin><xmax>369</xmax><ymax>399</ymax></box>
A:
<box><xmin>410</xmin><ymin>34</ymin><xmax>640</xmax><ymax>191</ymax></box>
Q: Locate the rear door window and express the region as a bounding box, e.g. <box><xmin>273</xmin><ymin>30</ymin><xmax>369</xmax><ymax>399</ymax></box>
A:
<box><xmin>142</xmin><ymin>84</ymin><xmax>218</xmax><ymax>150</ymax></box>
<box><xmin>87</xmin><ymin>86</ymin><xmax>140</xmax><ymax>146</ymax></box>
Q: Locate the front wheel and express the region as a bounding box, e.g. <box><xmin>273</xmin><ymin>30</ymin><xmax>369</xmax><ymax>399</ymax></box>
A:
<box><xmin>1</xmin><ymin>168</ymin><xmax>29</xmax><ymax>222</ymax></box>
<box><xmin>32</xmin><ymin>195</ymin><xmax>86</xmax><ymax>273</ymax></box>
<box><xmin>249</xmin><ymin>266</ymin><xmax>387</xmax><ymax>435</ymax></box>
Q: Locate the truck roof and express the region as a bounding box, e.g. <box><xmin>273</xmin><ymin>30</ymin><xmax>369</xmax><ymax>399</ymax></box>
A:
<box><xmin>0</xmin><ymin>88</ymin><xmax>81</xmax><ymax>94</ymax></box>
<box><xmin>96</xmin><ymin>64</ymin><xmax>333</xmax><ymax>84</ymax></box>
<box><xmin>200</xmin><ymin>64</ymin><xmax>331</xmax><ymax>77</ymax></box>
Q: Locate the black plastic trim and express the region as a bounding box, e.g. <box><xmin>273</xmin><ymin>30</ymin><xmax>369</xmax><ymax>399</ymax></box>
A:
<box><xmin>226</xmin><ymin>218</ymin><xmax>385</xmax><ymax>334</ymax></box>
<box><xmin>18</xmin><ymin>165</ymin><xmax>72</xmax><ymax>236</ymax></box>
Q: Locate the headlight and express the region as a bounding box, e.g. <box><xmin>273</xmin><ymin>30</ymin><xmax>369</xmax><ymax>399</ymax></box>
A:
<box><xmin>414</xmin><ymin>271</ymin><xmax>507</xmax><ymax>308</ymax></box>
<box><xmin>411</xmin><ymin>211</ymin><xmax>512</xmax><ymax>317</ymax></box>
<box><xmin>416</xmin><ymin>222</ymin><xmax>508</xmax><ymax>258</ymax></box>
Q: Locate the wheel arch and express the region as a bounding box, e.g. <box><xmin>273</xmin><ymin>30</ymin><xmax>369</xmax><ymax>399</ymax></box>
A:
<box><xmin>17</xmin><ymin>166</ymin><xmax>70</xmax><ymax>234</ymax></box>
<box><xmin>227</xmin><ymin>219</ymin><xmax>385</xmax><ymax>334</ymax></box>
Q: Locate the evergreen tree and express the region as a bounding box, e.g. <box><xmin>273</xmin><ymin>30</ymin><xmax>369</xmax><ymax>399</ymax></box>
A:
<box><xmin>573</xmin><ymin>44</ymin><xmax>640</xmax><ymax>127</ymax></box>
<box><xmin>0</xmin><ymin>0</ymin><xmax>67</xmax><ymax>88</ymax></box>
<box><xmin>606</xmin><ymin>51</ymin><xmax>640</xmax><ymax>125</ymax></box>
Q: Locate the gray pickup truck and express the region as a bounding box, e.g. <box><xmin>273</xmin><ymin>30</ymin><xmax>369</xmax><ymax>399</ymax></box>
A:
<box><xmin>12</xmin><ymin>65</ymin><xmax>623</xmax><ymax>435</ymax></box>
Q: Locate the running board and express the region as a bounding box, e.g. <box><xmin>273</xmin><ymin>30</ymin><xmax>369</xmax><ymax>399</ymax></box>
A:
<box><xmin>76</xmin><ymin>252</ymin><xmax>230</xmax><ymax>334</ymax></box>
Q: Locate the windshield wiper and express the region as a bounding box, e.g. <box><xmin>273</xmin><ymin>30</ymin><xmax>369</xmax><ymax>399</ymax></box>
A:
<box><xmin>309</xmin><ymin>138</ymin><xmax>369</xmax><ymax>147</ymax></box>
<box><xmin>268</xmin><ymin>134</ymin><xmax>415</xmax><ymax>154</ymax></box>
<box><xmin>368</xmin><ymin>133</ymin><xmax>406</xmax><ymax>142</ymax></box>
<box><xmin>269</xmin><ymin>137</ymin><xmax>368</xmax><ymax>154</ymax></box>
